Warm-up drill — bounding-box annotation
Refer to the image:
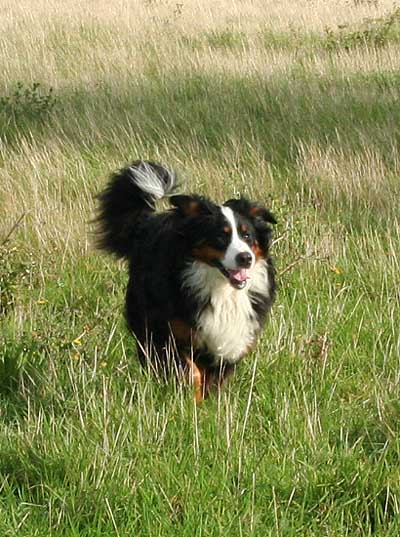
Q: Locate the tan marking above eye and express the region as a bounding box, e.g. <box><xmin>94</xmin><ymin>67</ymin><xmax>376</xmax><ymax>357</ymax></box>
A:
<box><xmin>223</xmin><ymin>226</ymin><xmax>231</xmax><ymax>234</ymax></box>
<box><xmin>240</xmin><ymin>225</ymin><xmax>248</xmax><ymax>233</ymax></box>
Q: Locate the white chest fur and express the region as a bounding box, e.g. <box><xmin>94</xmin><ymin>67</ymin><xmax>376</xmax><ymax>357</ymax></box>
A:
<box><xmin>181</xmin><ymin>260</ymin><xmax>270</xmax><ymax>364</ymax></box>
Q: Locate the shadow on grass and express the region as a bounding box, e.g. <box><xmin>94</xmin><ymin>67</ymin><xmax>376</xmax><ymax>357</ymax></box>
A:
<box><xmin>3</xmin><ymin>67</ymin><xmax>399</xmax><ymax>232</ymax></box>
<box><xmin>2</xmin><ymin>68</ymin><xmax>400</xmax><ymax>172</ymax></box>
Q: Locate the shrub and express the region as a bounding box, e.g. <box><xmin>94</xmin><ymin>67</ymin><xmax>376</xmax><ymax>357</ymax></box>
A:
<box><xmin>324</xmin><ymin>7</ymin><xmax>400</xmax><ymax>51</ymax></box>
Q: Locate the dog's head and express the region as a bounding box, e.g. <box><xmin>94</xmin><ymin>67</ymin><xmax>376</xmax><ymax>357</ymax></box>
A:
<box><xmin>170</xmin><ymin>195</ymin><xmax>276</xmax><ymax>289</ymax></box>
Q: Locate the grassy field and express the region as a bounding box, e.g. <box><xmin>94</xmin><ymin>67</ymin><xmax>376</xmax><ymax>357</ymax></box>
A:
<box><xmin>1</xmin><ymin>0</ymin><xmax>400</xmax><ymax>535</ymax></box>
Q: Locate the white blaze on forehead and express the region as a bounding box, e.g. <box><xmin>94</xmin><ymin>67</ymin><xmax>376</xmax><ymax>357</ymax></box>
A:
<box><xmin>220</xmin><ymin>206</ymin><xmax>255</xmax><ymax>269</ymax></box>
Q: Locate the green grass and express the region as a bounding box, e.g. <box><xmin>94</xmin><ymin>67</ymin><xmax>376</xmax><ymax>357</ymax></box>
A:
<box><xmin>1</xmin><ymin>2</ymin><xmax>400</xmax><ymax>535</ymax></box>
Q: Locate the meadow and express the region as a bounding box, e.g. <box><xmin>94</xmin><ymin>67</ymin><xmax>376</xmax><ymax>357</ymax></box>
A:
<box><xmin>1</xmin><ymin>0</ymin><xmax>400</xmax><ymax>534</ymax></box>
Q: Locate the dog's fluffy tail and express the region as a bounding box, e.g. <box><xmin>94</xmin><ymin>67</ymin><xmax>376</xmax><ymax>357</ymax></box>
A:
<box><xmin>96</xmin><ymin>160</ymin><xmax>177</xmax><ymax>258</ymax></box>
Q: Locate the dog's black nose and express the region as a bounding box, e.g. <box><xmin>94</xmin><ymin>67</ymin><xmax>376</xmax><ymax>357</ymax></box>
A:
<box><xmin>236</xmin><ymin>252</ymin><xmax>252</xmax><ymax>268</ymax></box>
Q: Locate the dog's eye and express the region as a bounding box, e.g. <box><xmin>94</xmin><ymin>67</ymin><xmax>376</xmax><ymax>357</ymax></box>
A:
<box><xmin>240</xmin><ymin>225</ymin><xmax>251</xmax><ymax>242</ymax></box>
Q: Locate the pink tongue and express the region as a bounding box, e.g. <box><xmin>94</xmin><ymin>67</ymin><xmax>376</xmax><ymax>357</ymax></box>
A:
<box><xmin>228</xmin><ymin>268</ymin><xmax>249</xmax><ymax>282</ymax></box>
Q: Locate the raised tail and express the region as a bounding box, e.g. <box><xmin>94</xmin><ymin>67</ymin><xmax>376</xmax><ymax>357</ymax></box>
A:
<box><xmin>96</xmin><ymin>160</ymin><xmax>177</xmax><ymax>258</ymax></box>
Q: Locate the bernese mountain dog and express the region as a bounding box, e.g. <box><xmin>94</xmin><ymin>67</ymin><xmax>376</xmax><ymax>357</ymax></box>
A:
<box><xmin>97</xmin><ymin>160</ymin><xmax>276</xmax><ymax>400</ymax></box>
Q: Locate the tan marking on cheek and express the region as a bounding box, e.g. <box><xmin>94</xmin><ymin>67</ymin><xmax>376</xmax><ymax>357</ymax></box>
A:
<box><xmin>251</xmin><ymin>241</ymin><xmax>265</xmax><ymax>260</ymax></box>
<box><xmin>192</xmin><ymin>245</ymin><xmax>224</xmax><ymax>264</ymax></box>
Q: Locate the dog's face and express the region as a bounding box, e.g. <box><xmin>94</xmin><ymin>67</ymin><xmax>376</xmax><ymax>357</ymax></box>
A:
<box><xmin>171</xmin><ymin>195</ymin><xmax>276</xmax><ymax>289</ymax></box>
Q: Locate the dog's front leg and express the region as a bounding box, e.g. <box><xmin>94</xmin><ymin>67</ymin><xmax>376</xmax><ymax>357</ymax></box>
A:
<box><xmin>185</xmin><ymin>357</ymin><xmax>206</xmax><ymax>402</ymax></box>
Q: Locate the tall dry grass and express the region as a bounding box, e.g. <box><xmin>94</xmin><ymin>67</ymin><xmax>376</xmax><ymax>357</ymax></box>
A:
<box><xmin>1</xmin><ymin>0</ymin><xmax>400</xmax><ymax>252</ymax></box>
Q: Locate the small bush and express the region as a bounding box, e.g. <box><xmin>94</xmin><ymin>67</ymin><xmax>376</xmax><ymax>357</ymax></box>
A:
<box><xmin>0</xmin><ymin>82</ymin><xmax>56</xmax><ymax>127</ymax></box>
<box><xmin>324</xmin><ymin>7</ymin><xmax>400</xmax><ymax>51</ymax></box>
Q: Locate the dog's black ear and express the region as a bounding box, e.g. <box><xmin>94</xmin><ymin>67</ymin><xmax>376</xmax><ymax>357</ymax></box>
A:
<box><xmin>248</xmin><ymin>205</ymin><xmax>277</xmax><ymax>225</ymax></box>
<box><xmin>224</xmin><ymin>198</ymin><xmax>277</xmax><ymax>225</ymax></box>
<box><xmin>170</xmin><ymin>195</ymin><xmax>213</xmax><ymax>217</ymax></box>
